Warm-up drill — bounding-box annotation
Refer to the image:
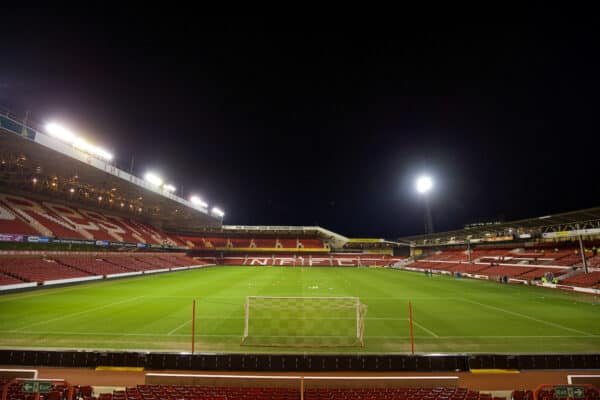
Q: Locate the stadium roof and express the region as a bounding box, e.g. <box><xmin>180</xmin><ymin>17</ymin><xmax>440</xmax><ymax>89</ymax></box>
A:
<box><xmin>400</xmin><ymin>206</ymin><xmax>600</xmax><ymax>246</ymax></box>
<box><xmin>0</xmin><ymin>111</ymin><xmax>222</xmax><ymax>230</ymax></box>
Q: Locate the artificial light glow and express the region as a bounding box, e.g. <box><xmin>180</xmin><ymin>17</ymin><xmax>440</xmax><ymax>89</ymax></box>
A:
<box><xmin>73</xmin><ymin>138</ymin><xmax>113</xmax><ymax>161</ymax></box>
<box><xmin>211</xmin><ymin>207</ymin><xmax>225</xmax><ymax>217</ymax></box>
<box><xmin>416</xmin><ymin>176</ymin><xmax>433</xmax><ymax>194</ymax></box>
<box><xmin>45</xmin><ymin>123</ymin><xmax>76</xmax><ymax>142</ymax></box>
<box><xmin>46</xmin><ymin>122</ymin><xmax>113</xmax><ymax>161</ymax></box>
<box><xmin>69</xmin><ymin>188</ymin><xmax>75</xmax><ymax>193</ymax></box>
<box><xmin>144</xmin><ymin>172</ymin><xmax>163</xmax><ymax>186</ymax></box>
<box><xmin>163</xmin><ymin>184</ymin><xmax>176</xmax><ymax>193</ymax></box>
<box><xmin>32</xmin><ymin>178</ymin><xmax>38</xmax><ymax>184</ymax></box>
<box><xmin>190</xmin><ymin>195</ymin><xmax>208</xmax><ymax>208</ymax></box>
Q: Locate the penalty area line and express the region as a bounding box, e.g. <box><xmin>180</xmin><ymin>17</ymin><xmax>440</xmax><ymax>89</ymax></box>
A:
<box><xmin>411</xmin><ymin>320</ymin><xmax>439</xmax><ymax>337</ymax></box>
<box><xmin>167</xmin><ymin>320</ymin><xmax>192</xmax><ymax>336</ymax></box>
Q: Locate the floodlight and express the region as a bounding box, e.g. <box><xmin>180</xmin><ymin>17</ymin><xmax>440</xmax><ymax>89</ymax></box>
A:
<box><xmin>211</xmin><ymin>207</ymin><xmax>225</xmax><ymax>217</ymax></box>
<box><xmin>163</xmin><ymin>184</ymin><xmax>176</xmax><ymax>193</ymax></box>
<box><xmin>190</xmin><ymin>195</ymin><xmax>208</xmax><ymax>208</ymax></box>
<box><xmin>46</xmin><ymin>122</ymin><xmax>113</xmax><ymax>161</ymax></box>
<box><xmin>45</xmin><ymin>123</ymin><xmax>76</xmax><ymax>143</ymax></box>
<box><xmin>73</xmin><ymin>138</ymin><xmax>113</xmax><ymax>161</ymax></box>
<box><xmin>416</xmin><ymin>176</ymin><xmax>433</xmax><ymax>194</ymax></box>
<box><xmin>144</xmin><ymin>172</ymin><xmax>163</xmax><ymax>186</ymax></box>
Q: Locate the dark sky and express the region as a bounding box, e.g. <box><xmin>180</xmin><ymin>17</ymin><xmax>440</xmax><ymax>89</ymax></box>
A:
<box><xmin>1</xmin><ymin>11</ymin><xmax>599</xmax><ymax>238</ymax></box>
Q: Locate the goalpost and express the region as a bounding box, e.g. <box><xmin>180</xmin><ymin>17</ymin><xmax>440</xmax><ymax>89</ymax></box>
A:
<box><xmin>241</xmin><ymin>296</ymin><xmax>367</xmax><ymax>348</ymax></box>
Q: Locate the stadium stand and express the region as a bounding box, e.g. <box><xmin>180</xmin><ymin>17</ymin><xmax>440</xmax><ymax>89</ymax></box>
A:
<box><xmin>535</xmin><ymin>387</ymin><xmax>599</xmax><ymax>400</ymax></box>
<box><xmin>0</xmin><ymin>193</ymin><xmax>183</xmax><ymax>246</ymax></box>
<box><xmin>54</xmin><ymin>256</ymin><xmax>133</xmax><ymax>276</ymax></box>
<box><xmin>515</xmin><ymin>268</ymin><xmax>564</xmax><ymax>280</ymax></box>
<box><xmin>0</xmin><ymin>272</ymin><xmax>25</xmax><ymax>285</ymax></box>
<box><xmin>406</xmin><ymin>260</ymin><xmax>572</xmax><ymax>280</ymax></box>
<box><xmin>179</xmin><ymin>235</ymin><xmax>325</xmax><ymax>250</ymax></box>
<box><xmin>477</xmin><ymin>265</ymin><xmax>537</xmax><ymax>277</ymax></box>
<box><xmin>207</xmin><ymin>254</ymin><xmax>404</xmax><ymax>267</ymax></box>
<box><xmin>0</xmin><ymin>254</ymin><xmax>208</xmax><ymax>286</ymax></box>
<box><xmin>0</xmin><ymin>257</ymin><xmax>91</xmax><ymax>283</ymax></box>
<box><xmin>90</xmin><ymin>385</ymin><xmax>502</xmax><ymax>400</ymax></box>
<box><xmin>105</xmin><ymin>256</ymin><xmax>177</xmax><ymax>272</ymax></box>
<box><xmin>156</xmin><ymin>254</ymin><xmax>198</xmax><ymax>267</ymax></box>
<box><xmin>2</xmin><ymin>381</ymin><xmax>69</xmax><ymax>400</ymax></box>
<box><xmin>561</xmin><ymin>271</ymin><xmax>600</xmax><ymax>287</ymax></box>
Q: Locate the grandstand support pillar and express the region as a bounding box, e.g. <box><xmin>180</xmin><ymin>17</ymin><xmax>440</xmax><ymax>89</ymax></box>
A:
<box><xmin>467</xmin><ymin>240</ymin><xmax>472</xmax><ymax>263</ymax></box>
<box><xmin>577</xmin><ymin>228</ymin><xmax>589</xmax><ymax>273</ymax></box>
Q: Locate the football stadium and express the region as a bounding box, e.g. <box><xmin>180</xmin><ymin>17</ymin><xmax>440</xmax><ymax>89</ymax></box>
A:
<box><xmin>0</xmin><ymin>107</ymin><xmax>599</xmax><ymax>398</ymax></box>
<box><xmin>1</xmin><ymin>11</ymin><xmax>600</xmax><ymax>400</ymax></box>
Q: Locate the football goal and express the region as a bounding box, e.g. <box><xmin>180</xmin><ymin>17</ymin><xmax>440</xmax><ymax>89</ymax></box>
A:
<box><xmin>241</xmin><ymin>296</ymin><xmax>367</xmax><ymax>347</ymax></box>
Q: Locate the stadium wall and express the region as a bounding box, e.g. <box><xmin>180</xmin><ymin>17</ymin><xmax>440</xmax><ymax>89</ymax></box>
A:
<box><xmin>1</xmin><ymin>350</ymin><xmax>599</xmax><ymax>371</ymax></box>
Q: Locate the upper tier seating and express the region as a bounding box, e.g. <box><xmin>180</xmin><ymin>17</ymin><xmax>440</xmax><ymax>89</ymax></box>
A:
<box><xmin>0</xmin><ymin>192</ymin><xmax>183</xmax><ymax>246</ymax></box>
<box><xmin>424</xmin><ymin>250</ymin><xmax>468</xmax><ymax>262</ymax></box>
<box><xmin>180</xmin><ymin>235</ymin><xmax>325</xmax><ymax>250</ymax></box>
<box><xmin>421</xmin><ymin>245</ymin><xmax>597</xmax><ymax>269</ymax></box>
<box><xmin>301</xmin><ymin>239</ymin><xmax>325</xmax><ymax>248</ymax></box>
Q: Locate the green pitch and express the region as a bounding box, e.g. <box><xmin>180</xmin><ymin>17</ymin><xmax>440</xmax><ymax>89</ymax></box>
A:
<box><xmin>0</xmin><ymin>266</ymin><xmax>599</xmax><ymax>354</ymax></box>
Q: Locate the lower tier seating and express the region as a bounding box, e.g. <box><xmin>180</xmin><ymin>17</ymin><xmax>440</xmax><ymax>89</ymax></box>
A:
<box><xmin>561</xmin><ymin>271</ymin><xmax>600</xmax><ymax>287</ymax></box>
<box><xmin>0</xmin><ymin>272</ymin><xmax>25</xmax><ymax>285</ymax></box>
<box><xmin>0</xmin><ymin>253</ymin><xmax>206</xmax><ymax>285</ymax></box>
<box><xmin>109</xmin><ymin>385</ymin><xmax>501</xmax><ymax>400</ymax></box>
<box><xmin>0</xmin><ymin>257</ymin><xmax>91</xmax><ymax>283</ymax></box>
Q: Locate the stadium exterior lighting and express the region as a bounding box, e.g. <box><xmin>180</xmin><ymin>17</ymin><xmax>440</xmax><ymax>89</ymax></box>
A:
<box><xmin>416</xmin><ymin>175</ymin><xmax>433</xmax><ymax>194</ymax></box>
<box><xmin>73</xmin><ymin>138</ymin><xmax>113</xmax><ymax>161</ymax></box>
<box><xmin>163</xmin><ymin>184</ymin><xmax>176</xmax><ymax>193</ymax></box>
<box><xmin>211</xmin><ymin>207</ymin><xmax>225</xmax><ymax>218</ymax></box>
<box><xmin>189</xmin><ymin>195</ymin><xmax>208</xmax><ymax>208</ymax></box>
<box><xmin>69</xmin><ymin>188</ymin><xmax>75</xmax><ymax>193</ymax></box>
<box><xmin>45</xmin><ymin>122</ymin><xmax>113</xmax><ymax>161</ymax></box>
<box><xmin>45</xmin><ymin>123</ymin><xmax>77</xmax><ymax>143</ymax></box>
<box><xmin>416</xmin><ymin>175</ymin><xmax>434</xmax><ymax>234</ymax></box>
<box><xmin>144</xmin><ymin>172</ymin><xmax>163</xmax><ymax>187</ymax></box>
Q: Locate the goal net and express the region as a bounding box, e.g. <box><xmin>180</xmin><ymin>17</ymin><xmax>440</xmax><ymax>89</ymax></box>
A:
<box><xmin>241</xmin><ymin>296</ymin><xmax>367</xmax><ymax>347</ymax></box>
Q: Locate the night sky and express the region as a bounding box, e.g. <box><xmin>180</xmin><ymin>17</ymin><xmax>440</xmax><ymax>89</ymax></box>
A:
<box><xmin>1</xmin><ymin>11</ymin><xmax>599</xmax><ymax>238</ymax></box>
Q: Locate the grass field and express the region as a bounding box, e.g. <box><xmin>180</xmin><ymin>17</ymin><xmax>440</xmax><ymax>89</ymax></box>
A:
<box><xmin>0</xmin><ymin>266</ymin><xmax>599</xmax><ymax>354</ymax></box>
